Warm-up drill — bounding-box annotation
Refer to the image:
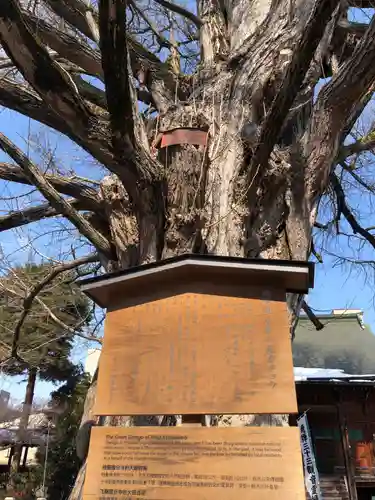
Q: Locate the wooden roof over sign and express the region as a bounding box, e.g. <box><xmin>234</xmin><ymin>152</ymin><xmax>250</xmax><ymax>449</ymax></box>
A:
<box><xmin>78</xmin><ymin>254</ymin><xmax>314</xmax><ymax>308</ymax></box>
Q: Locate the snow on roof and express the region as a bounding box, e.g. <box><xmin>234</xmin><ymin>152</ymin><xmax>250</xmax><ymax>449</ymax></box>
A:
<box><xmin>294</xmin><ymin>367</ymin><xmax>346</xmax><ymax>380</ymax></box>
<box><xmin>0</xmin><ymin>412</ymin><xmax>51</xmax><ymax>447</ymax></box>
<box><xmin>294</xmin><ymin>366</ymin><xmax>375</xmax><ymax>383</ymax></box>
<box><xmin>0</xmin><ymin>412</ymin><xmax>49</xmax><ymax>431</ymax></box>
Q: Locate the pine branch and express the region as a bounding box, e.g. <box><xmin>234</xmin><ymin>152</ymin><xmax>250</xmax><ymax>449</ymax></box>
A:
<box><xmin>11</xmin><ymin>253</ymin><xmax>101</xmax><ymax>358</ymax></box>
<box><xmin>0</xmin><ymin>133</ymin><xmax>113</xmax><ymax>258</ymax></box>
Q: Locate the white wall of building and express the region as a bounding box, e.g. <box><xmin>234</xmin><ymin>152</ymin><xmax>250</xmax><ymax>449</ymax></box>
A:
<box><xmin>84</xmin><ymin>349</ymin><xmax>101</xmax><ymax>378</ymax></box>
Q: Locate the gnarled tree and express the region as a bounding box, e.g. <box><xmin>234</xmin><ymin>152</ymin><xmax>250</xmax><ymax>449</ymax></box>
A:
<box><xmin>0</xmin><ymin>0</ymin><xmax>375</xmax><ymax>496</ymax></box>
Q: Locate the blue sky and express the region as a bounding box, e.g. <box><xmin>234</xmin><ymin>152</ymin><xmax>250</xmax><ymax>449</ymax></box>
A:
<box><xmin>1</xmin><ymin>109</ymin><xmax>374</xmax><ymax>406</ymax></box>
<box><xmin>0</xmin><ymin>109</ymin><xmax>97</xmax><ymax>405</ymax></box>
<box><xmin>0</xmin><ymin>6</ymin><xmax>374</xmax><ymax>405</ymax></box>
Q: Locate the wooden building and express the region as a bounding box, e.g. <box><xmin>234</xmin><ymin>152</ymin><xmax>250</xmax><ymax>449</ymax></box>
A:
<box><xmin>293</xmin><ymin>369</ymin><xmax>375</xmax><ymax>500</ymax></box>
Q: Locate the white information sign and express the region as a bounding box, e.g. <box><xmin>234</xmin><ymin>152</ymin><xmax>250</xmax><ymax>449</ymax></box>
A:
<box><xmin>297</xmin><ymin>414</ymin><xmax>322</xmax><ymax>500</ymax></box>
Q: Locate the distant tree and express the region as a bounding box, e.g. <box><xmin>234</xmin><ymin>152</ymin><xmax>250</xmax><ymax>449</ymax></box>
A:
<box><xmin>36</xmin><ymin>369</ymin><xmax>90</xmax><ymax>500</ymax></box>
<box><xmin>0</xmin><ymin>261</ymin><xmax>92</xmax><ymax>474</ymax></box>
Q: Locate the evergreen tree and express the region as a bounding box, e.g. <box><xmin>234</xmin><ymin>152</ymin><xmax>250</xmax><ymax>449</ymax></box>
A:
<box><xmin>0</xmin><ymin>262</ymin><xmax>92</xmax><ymax>380</ymax></box>
<box><xmin>36</xmin><ymin>369</ymin><xmax>90</xmax><ymax>500</ymax></box>
<box><xmin>0</xmin><ymin>0</ymin><xmax>375</xmax><ymax>497</ymax></box>
<box><xmin>0</xmin><ymin>261</ymin><xmax>92</xmax><ymax>476</ymax></box>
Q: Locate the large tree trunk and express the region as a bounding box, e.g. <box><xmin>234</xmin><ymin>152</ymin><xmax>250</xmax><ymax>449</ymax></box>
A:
<box><xmin>0</xmin><ymin>0</ymin><xmax>374</xmax><ymax>496</ymax></box>
<box><xmin>70</xmin><ymin>13</ymin><xmax>313</xmax><ymax>500</ymax></box>
<box><xmin>66</xmin><ymin>0</ymin><xmax>338</xmax><ymax>496</ymax></box>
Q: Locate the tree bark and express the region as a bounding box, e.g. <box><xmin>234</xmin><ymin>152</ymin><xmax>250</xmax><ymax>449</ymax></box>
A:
<box><xmin>66</xmin><ymin>1</ymin><xmax>340</xmax><ymax>497</ymax></box>
<box><xmin>10</xmin><ymin>368</ymin><xmax>37</xmax><ymax>481</ymax></box>
<box><xmin>0</xmin><ymin>0</ymin><xmax>374</xmax><ymax>498</ymax></box>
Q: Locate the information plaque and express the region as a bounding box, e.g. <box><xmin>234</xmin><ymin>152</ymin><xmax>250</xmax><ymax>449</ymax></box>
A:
<box><xmin>94</xmin><ymin>290</ymin><xmax>297</xmax><ymax>415</ymax></box>
<box><xmin>83</xmin><ymin>426</ymin><xmax>305</xmax><ymax>500</ymax></box>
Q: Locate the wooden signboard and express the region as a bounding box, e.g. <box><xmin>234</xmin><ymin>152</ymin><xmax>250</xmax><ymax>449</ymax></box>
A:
<box><xmin>83</xmin><ymin>426</ymin><xmax>305</xmax><ymax>500</ymax></box>
<box><xmin>94</xmin><ymin>289</ymin><xmax>297</xmax><ymax>415</ymax></box>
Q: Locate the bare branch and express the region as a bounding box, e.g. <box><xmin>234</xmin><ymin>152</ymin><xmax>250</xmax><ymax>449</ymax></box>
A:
<box><xmin>0</xmin><ymin>163</ymin><xmax>101</xmax><ymax>205</ymax></box>
<box><xmin>99</xmin><ymin>0</ymin><xmax>136</xmax><ymax>159</ymax></box>
<box><xmin>331</xmin><ymin>17</ymin><xmax>375</xmax><ymax>76</ymax></box>
<box><xmin>0</xmin><ymin>133</ymin><xmax>113</xmax><ymax>257</ymax></box>
<box><xmin>0</xmin><ymin>198</ymin><xmax>98</xmax><ymax>232</ymax></box>
<box><xmin>314</xmin><ymin>221</ymin><xmax>330</xmax><ymax>230</ymax></box>
<box><xmin>0</xmin><ymin>0</ymin><xmax>149</xmax><ymax>189</ymax></box>
<box><xmin>127</xmin><ymin>34</ymin><xmax>166</xmax><ymax>66</ymax></box>
<box><xmin>152</xmin><ymin>0</ymin><xmax>203</xmax><ymax>27</ymax></box>
<box><xmin>127</xmin><ymin>35</ymin><xmax>186</xmax><ymax>112</ymax></box>
<box><xmin>44</xmin><ymin>0</ymin><xmax>175</xmax><ymax>102</ymax></box>
<box><xmin>0</xmin><ymin>78</ymin><xmax>71</xmax><ymax>136</ymax></box>
<box><xmin>339</xmin><ymin>92</ymin><xmax>373</xmax><ymax>145</ymax></box>
<box><xmin>34</xmin><ymin>295</ymin><xmax>103</xmax><ymax>344</ymax></box>
<box><xmin>249</xmin><ymin>0</ymin><xmax>340</xmax><ymax>172</ymax></box>
<box><xmin>308</xmin><ymin>14</ymin><xmax>375</xmax><ymax>199</ymax></box>
<box><xmin>340</xmin><ymin>133</ymin><xmax>375</xmax><ymax>159</ymax></box>
<box><xmin>70</xmin><ymin>75</ymin><xmax>107</xmax><ymax>109</ymax></box>
<box><xmin>331</xmin><ymin>173</ymin><xmax>375</xmax><ymax>250</ymax></box>
<box><xmin>137</xmin><ymin>88</ymin><xmax>154</xmax><ymax>106</ymax></box>
<box><xmin>310</xmin><ymin>238</ymin><xmax>323</xmax><ymax>263</ymax></box>
<box><xmin>11</xmin><ymin>253</ymin><xmax>101</xmax><ymax>358</ymax></box>
<box><xmin>337</xmin><ymin>18</ymin><xmax>369</xmax><ymax>36</ymax></box>
<box><xmin>44</xmin><ymin>0</ymin><xmax>99</xmax><ymax>42</ymax></box>
<box><xmin>301</xmin><ymin>300</ymin><xmax>324</xmax><ymax>330</ymax></box>
<box><xmin>340</xmin><ymin>161</ymin><xmax>375</xmax><ymax>193</ymax></box>
<box><xmin>24</xmin><ymin>10</ymin><xmax>103</xmax><ymax>78</ymax></box>
<box><xmin>0</xmin><ymin>0</ymin><xmax>97</xmax><ymax>149</ymax></box>
<box><xmin>130</xmin><ymin>0</ymin><xmax>176</xmax><ymax>49</ymax></box>
<box><xmin>348</xmin><ymin>0</ymin><xmax>373</xmax><ymax>6</ymax></box>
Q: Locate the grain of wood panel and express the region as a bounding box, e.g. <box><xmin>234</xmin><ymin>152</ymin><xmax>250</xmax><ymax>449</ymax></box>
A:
<box><xmin>94</xmin><ymin>289</ymin><xmax>296</xmax><ymax>415</ymax></box>
<box><xmin>83</xmin><ymin>426</ymin><xmax>305</xmax><ymax>500</ymax></box>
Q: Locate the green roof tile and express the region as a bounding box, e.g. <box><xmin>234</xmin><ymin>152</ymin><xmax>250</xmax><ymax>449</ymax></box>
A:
<box><xmin>293</xmin><ymin>314</ymin><xmax>375</xmax><ymax>375</ymax></box>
